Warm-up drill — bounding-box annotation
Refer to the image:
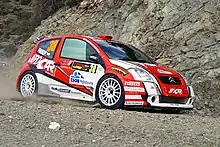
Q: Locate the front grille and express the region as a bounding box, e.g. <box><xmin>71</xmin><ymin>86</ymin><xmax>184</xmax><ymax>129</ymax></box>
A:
<box><xmin>159</xmin><ymin>96</ymin><xmax>188</xmax><ymax>104</ymax></box>
<box><xmin>158</xmin><ymin>76</ymin><xmax>181</xmax><ymax>85</ymax></box>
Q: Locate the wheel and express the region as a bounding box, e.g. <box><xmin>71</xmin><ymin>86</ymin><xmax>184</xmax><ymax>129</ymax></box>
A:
<box><xmin>19</xmin><ymin>71</ymin><xmax>38</xmax><ymax>97</ymax></box>
<box><xmin>96</xmin><ymin>74</ymin><xmax>124</xmax><ymax>109</ymax></box>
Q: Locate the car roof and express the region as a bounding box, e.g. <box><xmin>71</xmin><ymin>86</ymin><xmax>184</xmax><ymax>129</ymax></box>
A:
<box><xmin>39</xmin><ymin>34</ymin><xmax>112</xmax><ymax>42</ymax></box>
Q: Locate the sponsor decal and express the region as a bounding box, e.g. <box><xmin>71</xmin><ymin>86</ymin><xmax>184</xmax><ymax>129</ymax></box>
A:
<box><xmin>124</xmin><ymin>101</ymin><xmax>144</xmax><ymax>105</ymax></box>
<box><xmin>157</xmin><ymin>69</ymin><xmax>172</xmax><ymax>75</ymax></box>
<box><xmin>70</xmin><ymin>71</ymin><xmax>94</xmax><ymax>86</ymax></box>
<box><xmin>28</xmin><ymin>54</ymin><xmax>56</xmax><ymax>74</ymax></box>
<box><xmin>70</xmin><ymin>62</ymin><xmax>97</xmax><ymax>73</ymax></box>
<box><xmin>38</xmin><ymin>48</ymin><xmax>50</xmax><ymax>56</ymax></box>
<box><xmin>71</xmin><ymin>62</ymin><xmax>90</xmax><ymax>71</ymax></box>
<box><xmin>124</xmin><ymin>81</ymin><xmax>141</xmax><ymax>87</ymax></box>
<box><xmin>51</xmin><ymin>87</ymin><xmax>71</xmax><ymax>93</ymax></box>
<box><xmin>124</xmin><ymin>86</ymin><xmax>145</xmax><ymax>92</ymax></box>
<box><xmin>28</xmin><ymin>54</ymin><xmax>42</xmax><ymax>64</ymax></box>
<box><xmin>125</xmin><ymin>95</ymin><xmax>142</xmax><ymax>100</ymax></box>
<box><xmin>111</xmin><ymin>67</ymin><xmax>127</xmax><ymax>75</ymax></box>
<box><xmin>168</xmin><ymin>88</ymin><xmax>183</xmax><ymax>95</ymax></box>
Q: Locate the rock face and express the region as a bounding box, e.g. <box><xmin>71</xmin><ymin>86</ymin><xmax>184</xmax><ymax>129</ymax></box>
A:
<box><xmin>0</xmin><ymin>0</ymin><xmax>82</xmax><ymax>59</ymax></box>
<box><xmin>0</xmin><ymin>0</ymin><xmax>32</xmax><ymax>58</ymax></box>
<box><xmin>10</xmin><ymin>0</ymin><xmax>220</xmax><ymax>116</ymax></box>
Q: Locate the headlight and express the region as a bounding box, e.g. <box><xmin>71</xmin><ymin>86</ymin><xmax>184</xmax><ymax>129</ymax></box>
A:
<box><xmin>128</xmin><ymin>68</ymin><xmax>153</xmax><ymax>82</ymax></box>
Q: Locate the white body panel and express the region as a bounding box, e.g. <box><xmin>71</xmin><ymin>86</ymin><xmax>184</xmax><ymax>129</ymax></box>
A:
<box><xmin>36</xmin><ymin>73</ymin><xmax>94</xmax><ymax>101</ymax></box>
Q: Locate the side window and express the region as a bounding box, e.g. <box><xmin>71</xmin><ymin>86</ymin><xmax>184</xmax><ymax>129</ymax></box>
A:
<box><xmin>37</xmin><ymin>39</ymin><xmax>60</xmax><ymax>59</ymax></box>
<box><xmin>61</xmin><ymin>39</ymin><xmax>87</xmax><ymax>61</ymax></box>
<box><xmin>61</xmin><ymin>38</ymin><xmax>100</xmax><ymax>62</ymax></box>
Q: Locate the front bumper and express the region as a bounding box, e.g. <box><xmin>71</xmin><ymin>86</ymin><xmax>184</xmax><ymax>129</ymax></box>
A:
<box><xmin>144</xmin><ymin>82</ymin><xmax>194</xmax><ymax>109</ymax></box>
<box><xmin>146</xmin><ymin>95</ymin><xmax>193</xmax><ymax>109</ymax></box>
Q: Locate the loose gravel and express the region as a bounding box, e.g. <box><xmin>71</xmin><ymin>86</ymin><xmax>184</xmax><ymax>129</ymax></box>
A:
<box><xmin>0</xmin><ymin>99</ymin><xmax>219</xmax><ymax>147</ymax></box>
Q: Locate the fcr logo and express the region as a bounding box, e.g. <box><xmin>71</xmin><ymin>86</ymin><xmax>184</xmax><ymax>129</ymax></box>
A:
<box><xmin>168</xmin><ymin>88</ymin><xmax>183</xmax><ymax>95</ymax></box>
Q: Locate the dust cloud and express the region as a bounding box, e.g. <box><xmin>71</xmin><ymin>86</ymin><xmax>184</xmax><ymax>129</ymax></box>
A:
<box><xmin>0</xmin><ymin>73</ymin><xmax>21</xmax><ymax>100</ymax></box>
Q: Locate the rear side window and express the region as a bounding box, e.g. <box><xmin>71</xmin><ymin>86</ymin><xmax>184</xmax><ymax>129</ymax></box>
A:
<box><xmin>37</xmin><ymin>39</ymin><xmax>60</xmax><ymax>59</ymax></box>
<box><xmin>61</xmin><ymin>39</ymin><xmax>86</xmax><ymax>60</ymax></box>
<box><xmin>61</xmin><ymin>38</ymin><xmax>99</xmax><ymax>62</ymax></box>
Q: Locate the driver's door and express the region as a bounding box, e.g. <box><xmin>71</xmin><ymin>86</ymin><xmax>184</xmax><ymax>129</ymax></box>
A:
<box><xmin>53</xmin><ymin>38</ymin><xmax>105</xmax><ymax>101</ymax></box>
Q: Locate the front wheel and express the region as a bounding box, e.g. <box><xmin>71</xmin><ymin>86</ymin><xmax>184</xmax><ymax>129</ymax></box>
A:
<box><xmin>96</xmin><ymin>75</ymin><xmax>124</xmax><ymax>109</ymax></box>
<box><xmin>19</xmin><ymin>71</ymin><xmax>38</xmax><ymax>97</ymax></box>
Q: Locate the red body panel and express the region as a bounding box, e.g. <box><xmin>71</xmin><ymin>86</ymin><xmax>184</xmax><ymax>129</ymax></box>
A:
<box><xmin>133</xmin><ymin>62</ymin><xmax>189</xmax><ymax>98</ymax></box>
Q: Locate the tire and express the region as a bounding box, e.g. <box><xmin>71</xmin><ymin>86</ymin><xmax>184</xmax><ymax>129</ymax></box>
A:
<box><xmin>19</xmin><ymin>71</ymin><xmax>38</xmax><ymax>97</ymax></box>
<box><xmin>96</xmin><ymin>74</ymin><xmax>124</xmax><ymax>109</ymax></box>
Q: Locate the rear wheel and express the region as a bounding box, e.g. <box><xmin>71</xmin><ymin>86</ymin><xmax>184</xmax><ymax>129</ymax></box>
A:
<box><xmin>96</xmin><ymin>75</ymin><xmax>124</xmax><ymax>109</ymax></box>
<box><xmin>19</xmin><ymin>72</ymin><xmax>37</xmax><ymax>97</ymax></box>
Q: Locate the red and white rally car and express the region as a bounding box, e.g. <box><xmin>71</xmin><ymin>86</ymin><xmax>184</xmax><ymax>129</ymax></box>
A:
<box><xmin>16</xmin><ymin>34</ymin><xmax>195</xmax><ymax>109</ymax></box>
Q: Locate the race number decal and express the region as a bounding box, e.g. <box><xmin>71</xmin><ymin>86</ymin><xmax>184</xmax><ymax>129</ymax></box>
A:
<box><xmin>47</xmin><ymin>40</ymin><xmax>59</xmax><ymax>52</ymax></box>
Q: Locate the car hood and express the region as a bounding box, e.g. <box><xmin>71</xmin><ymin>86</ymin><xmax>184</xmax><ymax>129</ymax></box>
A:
<box><xmin>110</xmin><ymin>59</ymin><xmax>189</xmax><ymax>98</ymax></box>
<box><xmin>109</xmin><ymin>59</ymin><xmax>178</xmax><ymax>76</ymax></box>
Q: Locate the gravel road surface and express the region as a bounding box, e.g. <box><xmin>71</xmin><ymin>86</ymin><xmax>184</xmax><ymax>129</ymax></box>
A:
<box><xmin>0</xmin><ymin>99</ymin><xmax>219</xmax><ymax>147</ymax></box>
<box><xmin>0</xmin><ymin>72</ymin><xmax>219</xmax><ymax>147</ymax></box>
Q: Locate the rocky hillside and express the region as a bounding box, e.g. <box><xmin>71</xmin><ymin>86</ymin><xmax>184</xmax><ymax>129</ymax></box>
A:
<box><xmin>0</xmin><ymin>0</ymin><xmax>31</xmax><ymax>58</ymax></box>
<box><xmin>9</xmin><ymin>0</ymin><xmax>220</xmax><ymax>116</ymax></box>
<box><xmin>0</xmin><ymin>0</ymin><xmax>82</xmax><ymax>58</ymax></box>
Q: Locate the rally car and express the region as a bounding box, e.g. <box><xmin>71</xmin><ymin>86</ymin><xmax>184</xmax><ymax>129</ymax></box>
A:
<box><xmin>16</xmin><ymin>34</ymin><xmax>195</xmax><ymax>109</ymax></box>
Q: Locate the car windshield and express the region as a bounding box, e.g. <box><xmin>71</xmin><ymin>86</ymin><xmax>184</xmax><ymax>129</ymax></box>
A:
<box><xmin>96</xmin><ymin>41</ymin><xmax>156</xmax><ymax>64</ymax></box>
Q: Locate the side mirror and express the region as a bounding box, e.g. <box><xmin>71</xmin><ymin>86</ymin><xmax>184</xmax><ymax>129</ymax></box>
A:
<box><xmin>89</xmin><ymin>55</ymin><xmax>98</xmax><ymax>63</ymax></box>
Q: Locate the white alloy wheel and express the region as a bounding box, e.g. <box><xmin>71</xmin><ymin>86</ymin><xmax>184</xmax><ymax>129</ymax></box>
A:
<box><xmin>20</xmin><ymin>73</ymin><xmax>36</xmax><ymax>97</ymax></box>
<box><xmin>98</xmin><ymin>78</ymin><xmax>122</xmax><ymax>107</ymax></box>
